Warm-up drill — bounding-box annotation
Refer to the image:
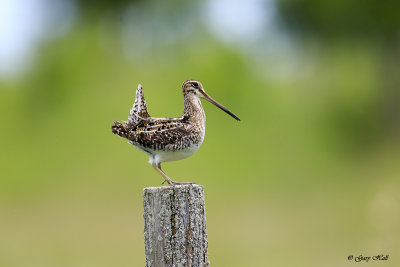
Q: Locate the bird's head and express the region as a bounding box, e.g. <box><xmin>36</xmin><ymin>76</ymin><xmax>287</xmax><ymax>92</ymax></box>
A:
<box><xmin>182</xmin><ymin>79</ymin><xmax>240</xmax><ymax>121</ymax></box>
<box><xmin>182</xmin><ymin>80</ymin><xmax>206</xmax><ymax>97</ymax></box>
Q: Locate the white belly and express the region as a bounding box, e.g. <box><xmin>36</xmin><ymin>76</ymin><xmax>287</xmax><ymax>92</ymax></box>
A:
<box><xmin>133</xmin><ymin>143</ymin><xmax>202</xmax><ymax>165</ymax></box>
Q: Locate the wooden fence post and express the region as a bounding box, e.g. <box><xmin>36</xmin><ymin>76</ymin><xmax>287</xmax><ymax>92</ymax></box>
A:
<box><xmin>143</xmin><ymin>184</ymin><xmax>209</xmax><ymax>267</ymax></box>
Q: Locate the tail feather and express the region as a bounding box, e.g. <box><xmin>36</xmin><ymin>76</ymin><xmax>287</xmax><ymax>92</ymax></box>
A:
<box><xmin>111</xmin><ymin>120</ymin><xmax>129</xmax><ymax>139</ymax></box>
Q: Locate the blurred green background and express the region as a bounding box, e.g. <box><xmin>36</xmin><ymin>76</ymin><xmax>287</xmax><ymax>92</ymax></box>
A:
<box><xmin>1</xmin><ymin>0</ymin><xmax>399</xmax><ymax>266</ymax></box>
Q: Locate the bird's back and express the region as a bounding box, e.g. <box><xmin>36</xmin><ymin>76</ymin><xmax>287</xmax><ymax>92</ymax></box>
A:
<box><xmin>111</xmin><ymin>84</ymin><xmax>205</xmax><ymax>153</ymax></box>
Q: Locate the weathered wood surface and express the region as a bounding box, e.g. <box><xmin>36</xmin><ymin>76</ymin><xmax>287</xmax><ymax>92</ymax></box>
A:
<box><xmin>143</xmin><ymin>184</ymin><xmax>209</xmax><ymax>267</ymax></box>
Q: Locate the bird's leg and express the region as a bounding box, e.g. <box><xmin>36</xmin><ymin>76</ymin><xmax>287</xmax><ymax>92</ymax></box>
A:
<box><xmin>152</xmin><ymin>162</ymin><xmax>176</xmax><ymax>185</ymax></box>
<box><xmin>152</xmin><ymin>162</ymin><xmax>195</xmax><ymax>186</ymax></box>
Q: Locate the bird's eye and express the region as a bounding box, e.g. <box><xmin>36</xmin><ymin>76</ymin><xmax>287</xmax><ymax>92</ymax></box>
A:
<box><xmin>192</xmin><ymin>82</ymin><xmax>198</xmax><ymax>87</ymax></box>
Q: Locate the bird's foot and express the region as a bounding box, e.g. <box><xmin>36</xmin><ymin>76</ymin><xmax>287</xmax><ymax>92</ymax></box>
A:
<box><xmin>173</xmin><ymin>181</ymin><xmax>196</xmax><ymax>186</ymax></box>
<box><xmin>162</xmin><ymin>179</ymin><xmax>196</xmax><ymax>186</ymax></box>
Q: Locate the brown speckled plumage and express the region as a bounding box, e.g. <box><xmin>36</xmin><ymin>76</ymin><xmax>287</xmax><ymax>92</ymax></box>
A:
<box><xmin>111</xmin><ymin>80</ymin><xmax>240</xmax><ymax>185</ymax></box>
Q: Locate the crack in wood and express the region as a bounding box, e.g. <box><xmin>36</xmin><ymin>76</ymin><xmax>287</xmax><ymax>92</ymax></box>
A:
<box><xmin>143</xmin><ymin>184</ymin><xmax>209</xmax><ymax>267</ymax></box>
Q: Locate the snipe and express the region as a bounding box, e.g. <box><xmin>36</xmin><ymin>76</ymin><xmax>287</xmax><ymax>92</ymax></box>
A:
<box><xmin>111</xmin><ymin>80</ymin><xmax>240</xmax><ymax>185</ymax></box>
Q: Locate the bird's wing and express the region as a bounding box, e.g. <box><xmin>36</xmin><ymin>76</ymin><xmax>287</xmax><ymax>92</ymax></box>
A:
<box><xmin>127</xmin><ymin>121</ymin><xmax>200</xmax><ymax>151</ymax></box>
<box><xmin>128</xmin><ymin>84</ymin><xmax>150</xmax><ymax>124</ymax></box>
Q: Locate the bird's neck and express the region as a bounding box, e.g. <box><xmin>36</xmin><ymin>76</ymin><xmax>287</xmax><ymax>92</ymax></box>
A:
<box><xmin>183</xmin><ymin>94</ymin><xmax>206</xmax><ymax>124</ymax></box>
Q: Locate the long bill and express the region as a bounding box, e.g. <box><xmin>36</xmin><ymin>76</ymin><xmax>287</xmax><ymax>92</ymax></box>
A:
<box><xmin>203</xmin><ymin>92</ymin><xmax>241</xmax><ymax>121</ymax></box>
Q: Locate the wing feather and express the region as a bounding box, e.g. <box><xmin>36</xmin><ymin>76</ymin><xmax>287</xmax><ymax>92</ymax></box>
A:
<box><xmin>128</xmin><ymin>84</ymin><xmax>150</xmax><ymax>126</ymax></box>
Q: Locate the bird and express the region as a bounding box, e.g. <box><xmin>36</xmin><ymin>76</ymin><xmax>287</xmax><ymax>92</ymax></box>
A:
<box><xmin>111</xmin><ymin>80</ymin><xmax>240</xmax><ymax>185</ymax></box>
